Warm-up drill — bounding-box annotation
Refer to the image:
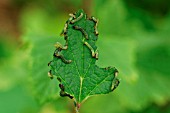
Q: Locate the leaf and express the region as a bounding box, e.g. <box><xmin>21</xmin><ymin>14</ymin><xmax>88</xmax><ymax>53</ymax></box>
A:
<box><xmin>49</xmin><ymin>9</ymin><xmax>119</xmax><ymax>107</ymax></box>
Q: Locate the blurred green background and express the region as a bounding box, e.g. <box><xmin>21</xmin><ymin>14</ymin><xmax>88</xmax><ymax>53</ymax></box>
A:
<box><xmin>0</xmin><ymin>0</ymin><xmax>170</xmax><ymax>113</ymax></box>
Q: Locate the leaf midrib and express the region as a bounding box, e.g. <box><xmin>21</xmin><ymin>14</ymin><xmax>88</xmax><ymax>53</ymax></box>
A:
<box><xmin>78</xmin><ymin>35</ymin><xmax>84</xmax><ymax>102</ymax></box>
<box><xmin>79</xmin><ymin>44</ymin><xmax>95</xmax><ymax>102</ymax></box>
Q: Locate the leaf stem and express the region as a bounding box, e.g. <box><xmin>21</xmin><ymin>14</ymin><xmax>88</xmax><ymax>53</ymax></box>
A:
<box><xmin>75</xmin><ymin>106</ymin><xmax>79</xmax><ymax>113</ymax></box>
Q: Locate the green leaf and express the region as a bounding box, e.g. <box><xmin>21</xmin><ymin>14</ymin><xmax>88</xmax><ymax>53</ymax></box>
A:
<box><xmin>49</xmin><ymin>9</ymin><xmax>119</xmax><ymax>106</ymax></box>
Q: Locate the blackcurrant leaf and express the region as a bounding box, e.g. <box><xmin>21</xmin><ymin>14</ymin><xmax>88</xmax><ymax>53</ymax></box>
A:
<box><xmin>49</xmin><ymin>9</ymin><xmax>119</xmax><ymax>108</ymax></box>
